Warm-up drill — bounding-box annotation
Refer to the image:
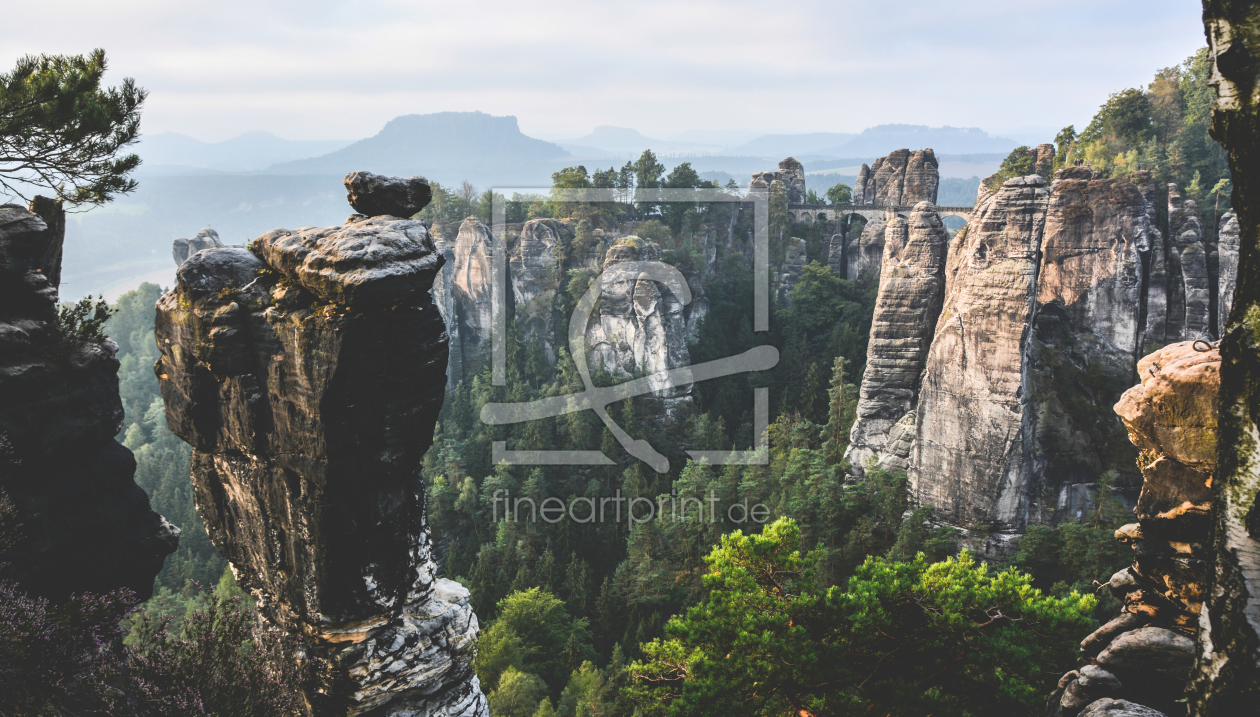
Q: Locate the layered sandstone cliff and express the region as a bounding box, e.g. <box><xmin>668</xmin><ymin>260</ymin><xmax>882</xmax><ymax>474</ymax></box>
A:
<box><xmin>0</xmin><ymin>198</ymin><xmax>178</xmax><ymax>600</ymax></box>
<box><xmin>853</xmin><ymin>148</ymin><xmax>940</xmax><ymax>207</ymax></box>
<box><xmin>844</xmin><ymin>205</ymin><xmax>947</xmax><ymax>476</ymax></box>
<box><xmin>1047</xmin><ymin>341</ymin><xmax>1216</xmax><ymax>717</ymax></box>
<box><xmin>891</xmin><ymin>168</ymin><xmax>1159</xmax><ymax>531</ymax></box>
<box><xmin>155</xmin><ymin>175</ymin><xmax>487</xmax><ymax>716</ymax></box>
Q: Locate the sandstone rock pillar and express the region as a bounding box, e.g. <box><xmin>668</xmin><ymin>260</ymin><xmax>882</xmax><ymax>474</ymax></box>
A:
<box><xmin>845</xmin><ymin>204</ymin><xmax>946</xmax><ymax>476</ymax></box>
<box><xmin>155</xmin><ymin>176</ymin><xmax>487</xmax><ymax>716</ymax></box>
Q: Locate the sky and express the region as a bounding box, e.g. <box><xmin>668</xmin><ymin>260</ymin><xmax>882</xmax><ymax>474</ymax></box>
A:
<box><xmin>10</xmin><ymin>0</ymin><xmax>1207</xmax><ymax>144</ymax></box>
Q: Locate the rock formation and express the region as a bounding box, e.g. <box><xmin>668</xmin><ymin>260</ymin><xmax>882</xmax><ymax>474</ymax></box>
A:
<box><xmin>344</xmin><ymin>171</ymin><xmax>432</xmax><ymax>218</ymax></box>
<box><xmin>852</xmin><ymin>149</ymin><xmax>939</xmax><ymax>207</ymax></box>
<box><xmin>844</xmin><ymin>204</ymin><xmax>947</xmax><ymax>476</ymax></box>
<box><xmin>1167</xmin><ymin>186</ymin><xmax>1214</xmax><ymax>341</ymax></box>
<box><xmin>750</xmin><ymin>157</ymin><xmax>806</xmax><ymax>204</ymax></box>
<box><xmin>1216</xmin><ymin>210</ymin><xmax>1239</xmax><ymax>339</ymax></box>
<box><xmin>431</xmin><ymin>234</ymin><xmax>463</xmax><ymax>391</ymax></box>
<box><xmin>1047</xmin><ymin>341</ymin><xmax>1217</xmax><ymax>717</ymax></box>
<box><xmin>1131</xmin><ymin>171</ymin><xmax>1169</xmax><ymax>347</ymax></box>
<box><xmin>452</xmin><ymin>216</ymin><xmax>496</xmax><ymax>353</ymax></box>
<box><xmin>905</xmin><ymin>168</ymin><xmax>1158</xmax><ymax>531</ymax></box>
<box><xmin>775</xmin><ymin>237</ymin><xmax>808</xmax><ymax>305</ymax></box>
<box><xmin>509</xmin><ymin>218</ymin><xmax>574</xmax><ymax>365</ymax></box>
<box><xmin>1187</xmin><ymin>5</ymin><xmax>1260</xmax><ymax>709</ymax></box>
<box><xmin>585</xmin><ymin>236</ymin><xmax>694</xmax><ymax>414</ymax></box>
<box><xmin>173</xmin><ymin>226</ymin><xmax>223</xmax><ymax>265</ymax></box>
<box><xmin>154</xmin><ymin>175</ymin><xmax>487</xmax><ymax>716</ymax></box>
<box><xmin>0</xmin><ymin>197</ymin><xmax>178</xmax><ymax>601</ymax></box>
<box><xmin>844</xmin><ymin>212</ymin><xmax>888</xmax><ymax>282</ymax></box>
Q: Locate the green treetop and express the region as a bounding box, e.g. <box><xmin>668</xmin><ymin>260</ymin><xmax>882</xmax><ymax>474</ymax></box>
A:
<box><xmin>0</xmin><ymin>49</ymin><xmax>145</xmax><ymax>206</ymax></box>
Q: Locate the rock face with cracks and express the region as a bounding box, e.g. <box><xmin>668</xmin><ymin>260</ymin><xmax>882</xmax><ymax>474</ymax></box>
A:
<box><xmin>154</xmin><ymin>191</ymin><xmax>487</xmax><ymax>716</ymax></box>
<box><xmin>0</xmin><ymin>198</ymin><xmax>178</xmax><ymax>601</ymax></box>
<box><xmin>1047</xmin><ymin>341</ymin><xmax>1217</xmax><ymax>717</ymax></box>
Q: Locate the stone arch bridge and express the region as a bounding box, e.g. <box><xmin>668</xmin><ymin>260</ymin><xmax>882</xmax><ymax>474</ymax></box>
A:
<box><xmin>790</xmin><ymin>204</ymin><xmax>974</xmax><ymax>224</ymax></box>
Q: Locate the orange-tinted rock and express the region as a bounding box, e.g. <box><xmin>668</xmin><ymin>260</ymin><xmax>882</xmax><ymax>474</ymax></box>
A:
<box><xmin>1115</xmin><ymin>342</ymin><xmax>1219</xmax><ymax>471</ymax></box>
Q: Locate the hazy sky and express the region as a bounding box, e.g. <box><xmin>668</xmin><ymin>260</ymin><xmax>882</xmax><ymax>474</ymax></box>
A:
<box><xmin>13</xmin><ymin>1</ymin><xmax>1206</xmax><ymax>143</ymax></box>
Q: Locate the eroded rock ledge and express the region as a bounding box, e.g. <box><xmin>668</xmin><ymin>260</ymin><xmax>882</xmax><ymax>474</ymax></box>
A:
<box><xmin>1047</xmin><ymin>341</ymin><xmax>1217</xmax><ymax>717</ymax></box>
<box><xmin>0</xmin><ymin>198</ymin><xmax>178</xmax><ymax>601</ymax></box>
<box><xmin>155</xmin><ymin>175</ymin><xmax>487</xmax><ymax>716</ymax></box>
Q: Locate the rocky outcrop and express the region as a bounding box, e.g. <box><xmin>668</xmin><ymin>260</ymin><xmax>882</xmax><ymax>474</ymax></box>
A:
<box><xmin>509</xmin><ymin>218</ymin><xmax>573</xmax><ymax>365</ymax></box>
<box><xmin>1167</xmin><ymin>186</ymin><xmax>1213</xmax><ymax>341</ymax></box>
<box><xmin>775</xmin><ymin>237</ymin><xmax>808</xmax><ymax>305</ymax></box>
<box><xmin>1217</xmin><ymin>210</ymin><xmax>1238</xmax><ymax>339</ymax></box>
<box><xmin>173</xmin><ymin>227</ymin><xmax>223</xmax><ymax>265</ymax></box>
<box><xmin>852</xmin><ymin>149</ymin><xmax>939</xmax><ymax>207</ymax></box>
<box><xmin>750</xmin><ymin>157</ymin><xmax>806</xmax><ymax>204</ymax></box>
<box><xmin>845</xmin><ymin>204</ymin><xmax>947</xmax><ymax>475</ymax></box>
<box><xmin>154</xmin><ymin>180</ymin><xmax>487</xmax><ymax>716</ymax></box>
<box><xmin>1131</xmin><ymin>171</ymin><xmax>1169</xmax><ymax>347</ymax></box>
<box><xmin>585</xmin><ymin>237</ymin><xmax>693</xmax><ymax>414</ymax></box>
<box><xmin>907</xmin><ymin>169</ymin><xmax>1156</xmax><ymax>530</ymax></box>
<box><xmin>1047</xmin><ymin>341</ymin><xmax>1217</xmax><ymax>717</ymax></box>
<box><xmin>344</xmin><ymin>171</ymin><xmax>432</xmax><ymax>218</ymax></box>
<box><xmin>452</xmin><ymin>217</ymin><xmax>496</xmax><ymax>352</ymax></box>
<box><xmin>432</xmin><ymin>235</ymin><xmax>463</xmax><ymax>390</ymax></box>
<box><xmin>0</xmin><ymin>198</ymin><xmax>178</xmax><ymax>601</ymax></box>
<box><xmin>1187</xmin><ymin>8</ymin><xmax>1260</xmax><ymax>709</ymax></box>
<box><xmin>844</xmin><ymin>212</ymin><xmax>888</xmax><ymax>281</ymax></box>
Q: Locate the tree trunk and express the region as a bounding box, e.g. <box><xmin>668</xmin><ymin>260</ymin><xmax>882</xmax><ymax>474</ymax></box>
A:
<box><xmin>1191</xmin><ymin>1</ymin><xmax>1260</xmax><ymax>712</ymax></box>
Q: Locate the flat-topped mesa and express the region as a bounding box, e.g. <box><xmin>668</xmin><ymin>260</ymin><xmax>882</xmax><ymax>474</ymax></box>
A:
<box><xmin>154</xmin><ymin>174</ymin><xmax>487</xmax><ymax>716</ymax></box>
<box><xmin>907</xmin><ymin>167</ymin><xmax>1158</xmax><ymax>534</ymax></box>
<box><xmin>853</xmin><ymin>148</ymin><xmax>939</xmax><ymax>207</ymax></box>
<box><xmin>0</xmin><ymin>198</ymin><xmax>178</xmax><ymax>601</ymax></box>
<box><xmin>845</xmin><ymin>203</ymin><xmax>947</xmax><ymax>476</ymax></box>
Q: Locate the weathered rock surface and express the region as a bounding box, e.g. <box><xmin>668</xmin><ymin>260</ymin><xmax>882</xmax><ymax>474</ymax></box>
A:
<box><xmin>852</xmin><ymin>148</ymin><xmax>939</xmax><ymax>207</ymax></box>
<box><xmin>845</xmin><ymin>204</ymin><xmax>946</xmax><ymax>475</ymax></box>
<box><xmin>749</xmin><ymin>158</ymin><xmax>806</xmax><ymax>204</ymax></box>
<box><xmin>907</xmin><ymin>169</ymin><xmax>1157</xmax><ymax>529</ymax></box>
<box><xmin>173</xmin><ymin>226</ymin><xmax>223</xmax><ymax>265</ymax></box>
<box><xmin>1188</xmin><ymin>8</ymin><xmax>1260</xmax><ymax>708</ymax></box>
<box><xmin>431</xmin><ymin>234</ymin><xmax>463</xmax><ymax>390</ymax></box>
<box><xmin>509</xmin><ymin>218</ymin><xmax>573</xmax><ymax>364</ymax></box>
<box><xmin>844</xmin><ymin>212</ymin><xmax>888</xmax><ymax>281</ymax></box>
<box><xmin>775</xmin><ymin>237</ymin><xmax>808</xmax><ymax>305</ymax></box>
<box><xmin>585</xmin><ymin>237</ymin><xmax>693</xmax><ymax>411</ymax></box>
<box><xmin>1167</xmin><ymin>186</ymin><xmax>1213</xmax><ymax>341</ymax></box>
<box><xmin>0</xmin><ymin>199</ymin><xmax>177</xmax><ymax>601</ymax></box>
<box><xmin>1217</xmin><ymin>210</ymin><xmax>1239</xmax><ymax>339</ymax></box>
<box><xmin>1077</xmin><ymin>699</ymin><xmax>1167</xmax><ymax>717</ymax></box>
<box><xmin>452</xmin><ymin>217</ymin><xmax>496</xmax><ymax>351</ymax></box>
<box><xmin>155</xmin><ymin>196</ymin><xmax>486</xmax><ymax>715</ymax></box>
<box><xmin>1048</xmin><ymin>341</ymin><xmax>1217</xmax><ymax>717</ymax></box>
<box><xmin>908</xmin><ymin>174</ymin><xmax>1051</xmax><ymax>528</ymax></box>
<box><xmin>344</xmin><ymin>171</ymin><xmax>433</xmax><ymax>218</ymax></box>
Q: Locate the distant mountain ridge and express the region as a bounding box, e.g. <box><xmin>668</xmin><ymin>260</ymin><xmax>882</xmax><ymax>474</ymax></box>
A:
<box><xmin>267</xmin><ymin>111</ymin><xmax>570</xmax><ymax>185</ymax></box>
<box><xmin>136</xmin><ymin>131</ymin><xmax>354</xmax><ymax>173</ymax></box>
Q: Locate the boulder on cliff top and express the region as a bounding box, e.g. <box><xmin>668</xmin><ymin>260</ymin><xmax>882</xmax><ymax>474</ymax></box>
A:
<box><xmin>344</xmin><ymin>171</ymin><xmax>433</xmax><ymax>217</ymax></box>
<box><xmin>250</xmin><ymin>216</ymin><xmax>442</xmax><ymax>307</ymax></box>
<box><xmin>1114</xmin><ymin>342</ymin><xmax>1219</xmax><ymax>470</ymax></box>
<box><xmin>1077</xmin><ymin>699</ymin><xmax>1167</xmax><ymax>717</ymax></box>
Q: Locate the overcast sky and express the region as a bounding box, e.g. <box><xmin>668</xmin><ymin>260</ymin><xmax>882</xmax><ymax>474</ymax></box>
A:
<box><xmin>11</xmin><ymin>1</ymin><xmax>1206</xmax><ymax>143</ymax></box>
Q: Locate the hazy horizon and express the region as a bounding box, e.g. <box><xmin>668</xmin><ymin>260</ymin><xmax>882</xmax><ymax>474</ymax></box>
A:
<box><xmin>15</xmin><ymin>1</ymin><xmax>1205</xmax><ymax>143</ymax></box>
